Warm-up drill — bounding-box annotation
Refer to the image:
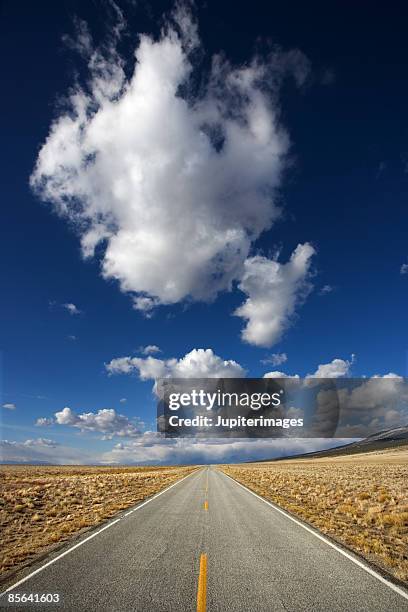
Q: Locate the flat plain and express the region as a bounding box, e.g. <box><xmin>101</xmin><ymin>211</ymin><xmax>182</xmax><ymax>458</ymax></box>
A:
<box><xmin>0</xmin><ymin>464</ymin><xmax>196</xmax><ymax>582</ymax></box>
<box><xmin>221</xmin><ymin>447</ymin><xmax>408</xmax><ymax>583</ymax></box>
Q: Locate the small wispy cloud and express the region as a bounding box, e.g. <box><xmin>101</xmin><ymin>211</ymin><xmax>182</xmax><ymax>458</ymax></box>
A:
<box><xmin>400</xmin><ymin>263</ymin><xmax>408</xmax><ymax>275</ymax></box>
<box><xmin>376</xmin><ymin>161</ymin><xmax>387</xmax><ymax>178</ymax></box>
<box><xmin>24</xmin><ymin>438</ymin><xmax>59</xmax><ymax>447</ymax></box>
<box><xmin>321</xmin><ymin>68</ymin><xmax>335</xmax><ymax>85</ymax></box>
<box><xmin>49</xmin><ymin>301</ymin><xmax>82</xmax><ymax>315</ymax></box>
<box><xmin>2</xmin><ymin>403</ymin><xmax>16</xmax><ymax>410</ymax></box>
<box><xmin>319</xmin><ymin>284</ymin><xmax>334</xmax><ymax>295</ymax></box>
<box><xmin>261</xmin><ymin>353</ymin><xmax>288</xmax><ymax>366</ymax></box>
<box><xmin>119</xmin><ymin>398</ymin><xmax>127</xmax><ymax>403</ymax></box>
<box><xmin>0</xmin><ymin>439</ymin><xmax>92</xmax><ymax>464</ymax></box>
<box><xmin>138</xmin><ymin>345</ymin><xmax>161</xmax><ymax>356</ymax></box>
<box><xmin>35</xmin><ymin>417</ymin><xmax>54</xmax><ymax>427</ymax></box>
<box><xmin>67</xmin><ymin>335</ymin><xmax>77</xmax><ymax>341</ymax></box>
<box><xmin>63</xmin><ymin>303</ymin><xmax>81</xmax><ymax>315</ymax></box>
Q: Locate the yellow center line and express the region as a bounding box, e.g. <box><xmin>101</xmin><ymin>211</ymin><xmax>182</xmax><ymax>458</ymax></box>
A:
<box><xmin>196</xmin><ymin>553</ymin><xmax>207</xmax><ymax>612</ymax></box>
<box><xmin>203</xmin><ymin>500</ymin><xmax>208</xmax><ymax>511</ymax></box>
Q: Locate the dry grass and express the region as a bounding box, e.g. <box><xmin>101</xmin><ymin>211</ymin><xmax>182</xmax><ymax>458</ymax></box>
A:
<box><xmin>221</xmin><ymin>448</ymin><xmax>408</xmax><ymax>583</ymax></box>
<box><xmin>0</xmin><ymin>464</ymin><xmax>196</xmax><ymax>580</ymax></box>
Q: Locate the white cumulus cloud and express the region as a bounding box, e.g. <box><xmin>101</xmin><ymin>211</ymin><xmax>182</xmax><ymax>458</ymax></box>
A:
<box><xmin>263</xmin><ymin>356</ymin><xmax>353</xmax><ymax>379</ymax></box>
<box><xmin>321</xmin><ymin>374</ymin><xmax>408</xmax><ymax>436</ymax></box>
<box><xmin>106</xmin><ymin>348</ymin><xmax>245</xmax><ymax>382</ymax></box>
<box><xmin>309</xmin><ymin>357</ymin><xmax>352</xmax><ymax>379</ymax></box>
<box><xmin>235</xmin><ymin>243</ymin><xmax>315</xmax><ymax>347</ymax></box>
<box><xmin>37</xmin><ymin>407</ymin><xmax>143</xmax><ymax>439</ymax></box>
<box><xmin>264</xmin><ymin>371</ymin><xmax>299</xmax><ymax>379</ymax></box>
<box><xmin>30</xmin><ymin>7</ymin><xmax>309</xmax><ymax>314</ymax></box>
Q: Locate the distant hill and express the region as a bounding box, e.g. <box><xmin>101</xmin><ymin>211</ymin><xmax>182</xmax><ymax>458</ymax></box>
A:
<box><xmin>361</xmin><ymin>425</ymin><xmax>408</xmax><ymax>443</ymax></box>
<box><xmin>257</xmin><ymin>425</ymin><xmax>408</xmax><ymax>462</ymax></box>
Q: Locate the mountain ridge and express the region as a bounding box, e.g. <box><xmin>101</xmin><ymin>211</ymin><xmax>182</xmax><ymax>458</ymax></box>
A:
<box><xmin>255</xmin><ymin>424</ymin><xmax>408</xmax><ymax>462</ymax></box>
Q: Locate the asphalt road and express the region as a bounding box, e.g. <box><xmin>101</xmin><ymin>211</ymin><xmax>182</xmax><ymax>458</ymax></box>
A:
<box><xmin>1</xmin><ymin>467</ymin><xmax>408</xmax><ymax>611</ymax></box>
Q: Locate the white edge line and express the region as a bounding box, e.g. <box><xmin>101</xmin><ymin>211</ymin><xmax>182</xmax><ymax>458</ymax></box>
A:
<box><xmin>1</xmin><ymin>468</ymin><xmax>202</xmax><ymax>596</ymax></box>
<box><xmin>221</xmin><ymin>471</ymin><xmax>408</xmax><ymax>602</ymax></box>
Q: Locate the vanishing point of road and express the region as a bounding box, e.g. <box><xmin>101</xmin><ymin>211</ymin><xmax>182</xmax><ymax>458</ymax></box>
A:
<box><xmin>1</xmin><ymin>467</ymin><xmax>408</xmax><ymax>611</ymax></box>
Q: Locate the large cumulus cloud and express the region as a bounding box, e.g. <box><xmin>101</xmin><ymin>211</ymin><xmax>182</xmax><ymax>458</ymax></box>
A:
<box><xmin>30</xmin><ymin>6</ymin><xmax>309</xmax><ymax>318</ymax></box>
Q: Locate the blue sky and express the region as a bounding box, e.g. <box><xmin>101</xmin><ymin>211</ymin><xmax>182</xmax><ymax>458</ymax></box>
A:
<box><xmin>1</xmin><ymin>0</ymin><xmax>408</xmax><ymax>464</ymax></box>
